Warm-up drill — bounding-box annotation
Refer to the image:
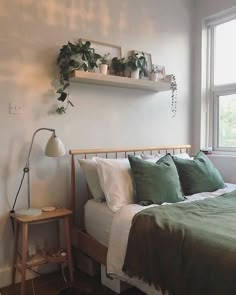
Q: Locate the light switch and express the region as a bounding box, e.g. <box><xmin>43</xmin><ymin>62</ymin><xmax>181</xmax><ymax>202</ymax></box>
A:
<box><xmin>9</xmin><ymin>102</ymin><xmax>23</xmax><ymax>114</ymax></box>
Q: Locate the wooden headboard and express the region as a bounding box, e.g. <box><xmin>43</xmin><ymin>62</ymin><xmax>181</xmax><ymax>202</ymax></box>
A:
<box><xmin>69</xmin><ymin>145</ymin><xmax>191</xmax><ymax>227</ymax></box>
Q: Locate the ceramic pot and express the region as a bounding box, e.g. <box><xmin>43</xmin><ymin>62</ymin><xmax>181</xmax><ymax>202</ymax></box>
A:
<box><xmin>150</xmin><ymin>72</ymin><xmax>159</xmax><ymax>82</ymax></box>
<box><xmin>131</xmin><ymin>68</ymin><xmax>140</xmax><ymax>79</ymax></box>
<box><xmin>99</xmin><ymin>64</ymin><xmax>108</xmax><ymax>75</ymax></box>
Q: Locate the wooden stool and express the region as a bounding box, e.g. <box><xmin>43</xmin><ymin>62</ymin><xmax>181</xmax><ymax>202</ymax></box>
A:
<box><xmin>10</xmin><ymin>208</ymin><xmax>74</xmax><ymax>295</ymax></box>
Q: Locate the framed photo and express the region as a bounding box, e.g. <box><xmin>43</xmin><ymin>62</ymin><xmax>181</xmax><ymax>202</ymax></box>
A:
<box><xmin>80</xmin><ymin>38</ymin><xmax>122</xmax><ymax>72</ymax></box>
<box><xmin>156</xmin><ymin>65</ymin><xmax>166</xmax><ymax>80</ymax></box>
<box><xmin>132</xmin><ymin>50</ymin><xmax>152</xmax><ymax>78</ymax></box>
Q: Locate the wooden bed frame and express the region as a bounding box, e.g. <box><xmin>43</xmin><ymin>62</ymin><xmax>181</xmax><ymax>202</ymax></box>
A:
<box><xmin>69</xmin><ymin>145</ymin><xmax>191</xmax><ymax>266</ymax></box>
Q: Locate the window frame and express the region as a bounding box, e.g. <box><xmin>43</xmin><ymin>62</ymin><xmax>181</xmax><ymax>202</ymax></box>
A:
<box><xmin>205</xmin><ymin>8</ymin><xmax>236</xmax><ymax>153</ymax></box>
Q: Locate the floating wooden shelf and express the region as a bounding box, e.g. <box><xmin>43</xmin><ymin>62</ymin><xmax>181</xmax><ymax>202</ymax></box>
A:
<box><xmin>70</xmin><ymin>71</ymin><xmax>171</xmax><ymax>92</ymax></box>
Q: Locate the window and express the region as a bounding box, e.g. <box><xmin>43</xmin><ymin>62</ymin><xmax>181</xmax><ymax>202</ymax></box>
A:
<box><xmin>206</xmin><ymin>12</ymin><xmax>236</xmax><ymax>152</ymax></box>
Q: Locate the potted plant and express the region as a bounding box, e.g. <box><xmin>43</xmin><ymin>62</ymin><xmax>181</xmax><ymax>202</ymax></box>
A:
<box><xmin>110</xmin><ymin>57</ymin><xmax>126</xmax><ymax>76</ymax></box>
<box><xmin>56</xmin><ymin>40</ymin><xmax>101</xmax><ymax>114</ymax></box>
<box><xmin>150</xmin><ymin>64</ymin><xmax>159</xmax><ymax>82</ymax></box>
<box><xmin>126</xmin><ymin>52</ymin><xmax>147</xmax><ymax>79</ymax></box>
<box><xmin>99</xmin><ymin>53</ymin><xmax>110</xmax><ymax>75</ymax></box>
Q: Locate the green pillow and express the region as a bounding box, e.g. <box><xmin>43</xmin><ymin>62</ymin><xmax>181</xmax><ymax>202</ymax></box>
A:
<box><xmin>128</xmin><ymin>154</ymin><xmax>184</xmax><ymax>205</ymax></box>
<box><xmin>173</xmin><ymin>151</ymin><xmax>225</xmax><ymax>195</ymax></box>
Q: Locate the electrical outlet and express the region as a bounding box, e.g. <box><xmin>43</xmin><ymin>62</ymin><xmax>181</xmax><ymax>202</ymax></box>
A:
<box><xmin>9</xmin><ymin>102</ymin><xmax>23</xmax><ymax>114</ymax></box>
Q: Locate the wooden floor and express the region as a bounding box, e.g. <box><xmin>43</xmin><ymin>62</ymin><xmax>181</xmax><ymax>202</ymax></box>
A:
<box><xmin>0</xmin><ymin>270</ymin><xmax>145</xmax><ymax>295</ymax></box>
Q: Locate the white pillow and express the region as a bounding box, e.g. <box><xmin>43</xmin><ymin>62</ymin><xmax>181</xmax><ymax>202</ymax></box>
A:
<box><xmin>94</xmin><ymin>157</ymin><xmax>135</xmax><ymax>212</ymax></box>
<box><xmin>141</xmin><ymin>153</ymin><xmax>161</xmax><ymax>161</ymax></box>
<box><xmin>141</xmin><ymin>152</ymin><xmax>191</xmax><ymax>160</ymax></box>
<box><xmin>78</xmin><ymin>159</ymin><xmax>105</xmax><ymax>202</ymax></box>
<box><xmin>173</xmin><ymin>152</ymin><xmax>192</xmax><ymax>159</ymax></box>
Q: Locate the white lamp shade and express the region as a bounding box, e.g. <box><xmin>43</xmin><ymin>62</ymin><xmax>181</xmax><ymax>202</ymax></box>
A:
<box><xmin>45</xmin><ymin>135</ymin><xmax>66</xmax><ymax>157</ymax></box>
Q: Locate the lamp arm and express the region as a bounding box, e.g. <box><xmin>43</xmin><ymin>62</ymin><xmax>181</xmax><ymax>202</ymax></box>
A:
<box><xmin>25</xmin><ymin>128</ymin><xmax>56</xmax><ymax>167</ymax></box>
<box><xmin>24</xmin><ymin>128</ymin><xmax>55</xmax><ymax>209</ymax></box>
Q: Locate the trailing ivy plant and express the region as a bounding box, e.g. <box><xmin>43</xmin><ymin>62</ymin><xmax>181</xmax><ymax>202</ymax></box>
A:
<box><xmin>170</xmin><ymin>75</ymin><xmax>177</xmax><ymax>117</ymax></box>
<box><xmin>56</xmin><ymin>39</ymin><xmax>101</xmax><ymax>114</ymax></box>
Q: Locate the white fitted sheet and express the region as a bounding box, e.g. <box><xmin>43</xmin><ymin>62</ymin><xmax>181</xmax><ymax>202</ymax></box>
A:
<box><xmin>84</xmin><ymin>199</ymin><xmax>114</xmax><ymax>247</ymax></box>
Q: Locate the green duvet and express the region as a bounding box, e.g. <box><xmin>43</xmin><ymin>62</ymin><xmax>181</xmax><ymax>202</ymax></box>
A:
<box><xmin>123</xmin><ymin>190</ymin><xmax>236</xmax><ymax>295</ymax></box>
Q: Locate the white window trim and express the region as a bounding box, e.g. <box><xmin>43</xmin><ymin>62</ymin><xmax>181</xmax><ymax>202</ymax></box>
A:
<box><xmin>213</xmin><ymin>87</ymin><xmax>236</xmax><ymax>152</ymax></box>
<box><xmin>202</xmin><ymin>7</ymin><xmax>236</xmax><ymax>154</ymax></box>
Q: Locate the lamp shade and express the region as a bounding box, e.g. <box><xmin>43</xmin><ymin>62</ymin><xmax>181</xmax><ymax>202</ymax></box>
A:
<box><xmin>45</xmin><ymin>135</ymin><xmax>66</xmax><ymax>157</ymax></box>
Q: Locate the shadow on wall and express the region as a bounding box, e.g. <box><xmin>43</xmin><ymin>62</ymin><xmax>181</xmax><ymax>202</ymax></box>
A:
<box><xmin>0</xmin><ymin>0</ymin><xmax>172</xmax><ymax>126</ymax></box>
<box><xmin>0</xmin><ymin>0</ymin><xmax>163</xmax><ymax>121</ymax></box>
<box><xmin>0</xmin><ymin>0</ymin><xmax>159</xmax><ymax>39</ymax></box>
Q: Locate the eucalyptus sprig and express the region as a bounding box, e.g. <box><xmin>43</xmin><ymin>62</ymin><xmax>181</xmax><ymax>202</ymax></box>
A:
<box><xmin>99</xmin><ymin>52</ymin><xmax>110</xmax><ymax>65</ymax></box>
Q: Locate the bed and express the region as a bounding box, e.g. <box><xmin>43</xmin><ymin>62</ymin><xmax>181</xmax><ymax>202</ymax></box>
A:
<box><xmin>69</xmin><ymin>145</ymin><xmax>191</xmax><ymax>266</ymax></box>
<box><xmin>69</xmin><ymin>145</ymin><xmax>236</xmax><ymax>295</ymax></box>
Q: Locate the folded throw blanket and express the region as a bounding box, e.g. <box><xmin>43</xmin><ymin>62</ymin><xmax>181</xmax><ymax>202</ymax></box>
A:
<box><xmin>123</xmin><ymin>190</ymin><xmax>236</xmax><ymax>295</ymax></box>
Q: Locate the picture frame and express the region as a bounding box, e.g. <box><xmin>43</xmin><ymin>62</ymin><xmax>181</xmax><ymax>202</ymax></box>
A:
<box><xmin>80</xmin><ymin>38</ymin><xmax>122</xmax><ymax>73</ymax></box>
<box><xmin>132</xmin><ymin>50</ymin><xmax>152</xmax><ymax>78</ymax></box>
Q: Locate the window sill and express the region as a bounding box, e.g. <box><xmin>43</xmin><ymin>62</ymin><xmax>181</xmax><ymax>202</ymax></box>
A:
<box><xmin>207</xmin><ymin>152</ymin><xmax>236</xmax><ymax>158</ymax></box>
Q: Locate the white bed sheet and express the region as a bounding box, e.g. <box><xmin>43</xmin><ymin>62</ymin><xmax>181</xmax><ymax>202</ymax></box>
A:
<box><xmin>84</xmin><ymin>199</ymin><xmax>114</xmax><ymax>247</ymax></box>
<box><xmin>107</xmin><ymin>184</ymin><xmax>236</xmax><ymax>295</ymax></box>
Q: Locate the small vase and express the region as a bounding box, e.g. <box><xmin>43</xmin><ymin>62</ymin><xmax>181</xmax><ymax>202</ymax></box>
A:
<box><xmin>150</xmin><ymin>72</ymin><xmax>159</xmax><ymax>82</ymax></box>
<box><xmin>99</xmin><ymin>64</ymin><xmax>108</xmax><ymax>75</ymax></box>
<box><xmin>131</xmin><ymin>68</ymin><xmax>140</xmax><ymax>79</ymax></box>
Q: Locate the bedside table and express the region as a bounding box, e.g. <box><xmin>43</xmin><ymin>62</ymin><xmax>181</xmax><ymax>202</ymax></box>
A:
<box><xmin>10</xmin><ymin>208</ymin><xmax>74</xmax><ymax>295</ymax></box>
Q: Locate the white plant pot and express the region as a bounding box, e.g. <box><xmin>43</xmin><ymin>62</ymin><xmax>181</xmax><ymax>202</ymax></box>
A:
<box><xmin>150</xmin><ymin>72</ymin><xmax>159</xmax><ymax>82</ymax></box>
<box><xmin>131</xmin><ymin>68</ymin><xmax>140</xmax><ymax>79</ymax></box>
<box><xmin>99</xmin><ymin>64</ymin><xmax>108</xmax><ymax>75</ymax></box>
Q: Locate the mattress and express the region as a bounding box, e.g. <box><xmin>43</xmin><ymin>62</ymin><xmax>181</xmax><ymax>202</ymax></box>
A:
<box><xmin>84</xmin><ymin>199</ymin><xmax>114</xmax><ymax>247</ymax></box>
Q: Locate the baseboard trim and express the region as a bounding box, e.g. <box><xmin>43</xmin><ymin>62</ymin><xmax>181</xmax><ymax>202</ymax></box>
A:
<box><xmin>0</xmin><ymin>266</ymin><xmax>11</xmax><ymax>288</ymax></box>
<box><xmin>0</xmin><ymin>264</ymin><xmax>58</xmax><ymax>288</ymax></box>
<box><xmin>0</xmin><ymin>266</ymin><xmax>37</xmax><ymax>288</ymax></box>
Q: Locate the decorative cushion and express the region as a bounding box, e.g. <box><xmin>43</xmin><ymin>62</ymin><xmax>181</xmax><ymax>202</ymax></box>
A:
<box><xmin>173</xmin><ymin>151</ymin><xmax>225</xmax><ymax>195</ymax></box>
<box><xmin>78</xmin><ymin>159</ymin><xmax>105</xmax><ymax>202</ymax></box>
<box><xmin>128</xmin><ymin>154</ymin><xmax>184</xmax><ymax>205</ymax></box>
<box><xmin>94</xmin><ymin>158</ymin><xmax>135</xmax><ymax>212</ymax></box>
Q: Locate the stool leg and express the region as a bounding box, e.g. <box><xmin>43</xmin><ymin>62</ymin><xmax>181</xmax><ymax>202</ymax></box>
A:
<box><xmin>64</xmin><ymin>216</ymin><xmax>74</xmax><ymax>283</ymax></box>
<box><xmin>21</xmin><ymin>223</ymin><xmax>28</xmax><ymax>295</ymax></box>
<box><xmin>12</xmin><ymin>221</ymin><xmax>20</xmax><ymax>285</ymax></box>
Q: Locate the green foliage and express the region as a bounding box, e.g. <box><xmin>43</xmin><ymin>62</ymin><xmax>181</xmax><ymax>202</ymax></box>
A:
<box><xmin>127</xmin><ymin>52</ymin><xmax>147</xmax><ymax>75</ymax></box>
<box><xmin>56</xmin><ymin>100</ymin><xmax>74</xmax><ymax>115</ymax></box>
<box><xmin>110</xmin><ymin>57</ymin><xmax>126</xmax><ymax>76</ymax></box>
<box><xmin>99</xmin><ymin>53</ymin><xmax>110</xmax><ymax>65</ymax></box>
<box><xmin>171</xmin><ymin>75</ymin><xmax>177</xmax><ymax>117</ymax></box>
<box><xmin>219</xmin><ymin>97</ymin><xmax>236</xmax><ymax>147</ymax></box>
<box><xmin>56</xmin><ymin>39</ymin><xmax>101</xmax><ymax>114</ymax></box>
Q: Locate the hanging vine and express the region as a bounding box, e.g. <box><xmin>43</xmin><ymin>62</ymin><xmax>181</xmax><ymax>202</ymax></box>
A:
<box><xmin>170</xmin><ymin>75</ymin><xmax>177</xmax><ymax>117</ymax></box>
<box><xmin>55</xmin><ymin>39</ymin><xmax>101</xmax><ymax>114</ymax></box>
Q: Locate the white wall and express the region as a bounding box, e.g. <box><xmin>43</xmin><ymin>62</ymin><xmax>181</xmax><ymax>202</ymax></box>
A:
<box><xmin>192</xmin><ymin>0</ymin><xmax>236</xmax><ymax>182</ymax></box>
<box><xmin>0</xmin><ymin>0</ymin><xmax>193</xmax><ymax>286</ymax></box>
